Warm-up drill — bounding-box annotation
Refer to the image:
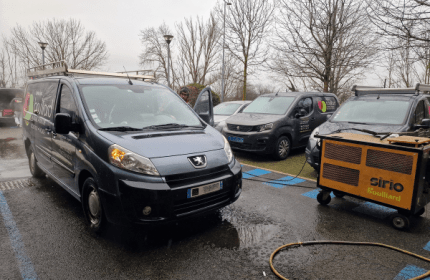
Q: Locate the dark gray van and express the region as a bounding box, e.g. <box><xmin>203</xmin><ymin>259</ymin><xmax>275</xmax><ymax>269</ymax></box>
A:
<box><xmin>306</xmin><ymin>84</ymin><xmax>430</xmax><ymax>170</ymax></box>
<box><xmin>22</xmin><ymin>62</ymin><xmax>242</xmax><ymax>232</ymax></box>
<box><xmin>222</xmin><ymin>92</ymin><xmax>339</xmax><ymax>160</ymax></box>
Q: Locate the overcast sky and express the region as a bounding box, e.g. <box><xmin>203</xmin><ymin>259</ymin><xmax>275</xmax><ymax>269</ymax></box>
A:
<box><xmin>0</xmin><ymin>0</ymin><xmax>218</xmax><ymax>72</ymax></box>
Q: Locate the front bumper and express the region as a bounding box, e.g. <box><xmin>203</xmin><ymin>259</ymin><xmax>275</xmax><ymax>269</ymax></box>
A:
<box><xmin>305</xmin><ymin>138</ymin><xmax>320</xmax><ymax>169</ymax></box>
<box><xmin>101</xmin><ymin>159</ymin><xmax>242</xmax><ymax>226</ymax></box>
<box><xmin>222</xmin><ymin>128</ymin><xmax>277</xmax><ymax>154</ymax></box>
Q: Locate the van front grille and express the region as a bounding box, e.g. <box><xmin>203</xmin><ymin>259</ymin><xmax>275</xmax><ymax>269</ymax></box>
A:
<box><xmin>324</xmin><ymin>142</ymin><xmax>362</xmax><ymax>164</ymax></box>
<box><xmin>164</xmin><ymin>165</ymin><xmax>231</xmax><ymax>188</ymax></box>
<box><xmin>227</xmin><ymin>124</ymin><xmax>253</xmax><ymax>132</ymax></box>
<box><xmin>322</xmin><ymin>163</ymin><xmax>360</xmax><ymax>186</ymax></box>
<box><xmin>174</xmin><ymin>191</ymin><xmax>230</xmax><ymax>216</ymax></box>
<box><xmin>366</xmin><ymin>149</ymin><xmax>413</xmax><ymax>175</ymax></box>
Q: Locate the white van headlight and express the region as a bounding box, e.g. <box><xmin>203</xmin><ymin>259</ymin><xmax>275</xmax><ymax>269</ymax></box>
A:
<box><xmin>108</xmin><ymin>144</ymin><xmax>159</xmax><ymax>176</ymax></box>
<box><xmin>310</xmin><ymin>127</ymin><xmax>320</xmax><ymax>142</ymax></box>
<box><xmin>223</xmin><ymin>136</ymin><xmax>233</xmax><ymax>163</ymax></box>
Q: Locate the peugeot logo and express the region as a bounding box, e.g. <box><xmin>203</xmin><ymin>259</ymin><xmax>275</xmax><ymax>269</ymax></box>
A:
<box><xmin>237</xmin><ymin>126</ymin><xmax>240</xmax><ymax>130</ymax></box>
<box><xmin>188</xmin><ymin>155</ymin><xmax>207</xmax><ymax>169</ymax></box>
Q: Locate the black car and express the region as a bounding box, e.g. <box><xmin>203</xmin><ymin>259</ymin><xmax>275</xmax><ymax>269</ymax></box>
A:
<box><xmin>306</xmin><ymin>84</ymin><xmax>430</xmax><ymax>170</ymax></box>
<box><xmin>222</xmin><ymin>92</ymin><xmax>339</xmax><ymax>160</ymax></box>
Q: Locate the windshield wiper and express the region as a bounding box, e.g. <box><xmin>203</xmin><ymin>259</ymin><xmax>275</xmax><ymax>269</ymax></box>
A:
<box><xmin>142</xmin><ymin>123</ymin><xmax>205</xmax><ymax>130</ymax></box>
<box><xmin>99</xmin><ymin>126</ymin><xmax>143</xmax><ymax>132</ymax></box>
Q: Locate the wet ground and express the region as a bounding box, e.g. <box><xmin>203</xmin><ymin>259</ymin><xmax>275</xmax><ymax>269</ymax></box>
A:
<box><xmin>1</xmin><ymin>122</ymin><xmax>430</xmax><ymax>279</ymax></box>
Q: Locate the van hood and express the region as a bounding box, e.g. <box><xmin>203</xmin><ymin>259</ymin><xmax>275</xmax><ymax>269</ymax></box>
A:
<box><xmin>98</xmin><ymin>126</ymin><xmax>224</xmax><ymax>158</ymax></box>
<box><xmin>214</xmin><ymin>115</ymin><xmax>231</xmax><ymax>123</ymax></box>
<box><xmin>225</xmin><ymin>113</ymin><xmax>283</xmax><ymax>126</ymax></box>
<box><xmin>319</xmin><ymin>121</ymin><xmax>408</xmax><ymax>135</ymax></box>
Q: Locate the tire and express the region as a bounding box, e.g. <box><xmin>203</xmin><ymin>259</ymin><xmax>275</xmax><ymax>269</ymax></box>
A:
<box><xmin>273</xmin><ymin>136</ymin><xmax>290</xmax><ymax>160</ymax></box>
<box><xmin>28</xmin><ymin>147</ymin><xmax>45</xmax><ymax>178</ymax></box>
<box><xmin>316</xmin><ymin>191</ymin><xmax>331</xmax><ymax>205</ymax></box>
<box><xmin>333</xmin><ymin>191</ymin><xmax>345</xmax><ymax>198</ymax></box>
<box><xmin>82</xmin><ymin>177</ymin><xmax>106</xmax><ymax>233</ymax></box>
<box><xmin>390</xmin><ymin>213</ymin><xmax>410</xmax><ymax>230</ymax></box>
<box><xmin>414</xmin><ymin>208</ymin><xmax>425</xmax><ymax>217</ymax></box>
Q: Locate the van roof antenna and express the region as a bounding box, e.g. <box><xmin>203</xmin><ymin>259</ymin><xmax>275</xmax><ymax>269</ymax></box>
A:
<box><xmin>123</xmin><ymin>66</ymin><xmax>133</xmax><ymax>85</ymax></box>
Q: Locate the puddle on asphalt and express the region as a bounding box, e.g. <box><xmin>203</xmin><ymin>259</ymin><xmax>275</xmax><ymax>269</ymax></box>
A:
<box><xmin>93</xmin><ymin>206</ymin><xmax>282</xmax><ymax>252</ymax></box>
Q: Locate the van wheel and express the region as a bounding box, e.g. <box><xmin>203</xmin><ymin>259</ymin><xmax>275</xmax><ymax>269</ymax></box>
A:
<box><xmin>273</xmin><ymin>136</ymin><xmax>290</xmax><ymax>160</ymax></box>
<box><xmin>82</xmin><ymin>178</ymin><xmax>106</xmax><ymax>233</ymax></box>
<box><xmin>28</xmin><ymin>147</ymin><xmax>45</xmax><ymax>178</ymax></box>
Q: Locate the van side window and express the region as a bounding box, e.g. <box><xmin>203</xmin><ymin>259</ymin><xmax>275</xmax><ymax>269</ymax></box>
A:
<box><xmin>414</xmin><ymin>100</ymin><xmax>425</xmax><ymax>125</ymax></box>
<box><xmin>59</xmin><ymin>85</ymin><xmax>78</xmax><ymax>123</ymax></box>
<box><xmin>296</xmin><ymin>97</ymin><xmax>313</xmax><ymax>116</ymax></box>
<box><xmin>316</xmin><ymin>96</ymin><xmax>338</xmax><ymax>113</ymax></box>
<box><xmin>31</xmin><ymin>82</ymin><xmax>58</xmax><ymax>121</ymax></box>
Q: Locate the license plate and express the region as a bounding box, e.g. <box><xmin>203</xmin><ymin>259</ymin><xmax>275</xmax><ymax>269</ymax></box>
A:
<box><xmin>228</xmin><ymin>136</ymin><xmax>244</xmax><ymax>143</ymax></box>
<box><xmin>187</xmin><ymin>181</ymin><xmax>223</xmax><ymax>198</ymax></box>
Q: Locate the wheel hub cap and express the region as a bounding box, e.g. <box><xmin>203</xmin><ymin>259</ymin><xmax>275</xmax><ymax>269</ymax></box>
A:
<box><xmin>279</xmin><ymin>140</ymin><xmax>289</xmax><ymax>156</ymax></box>
<box><xmin>393</xmin><ymin>217</ymin><xmax>405</xmax><ymax>227</ymax></box>
<box><xmin>88</xmin><ymin>190</ymin><xmax>100</xmax><ymax>218</ymax></box>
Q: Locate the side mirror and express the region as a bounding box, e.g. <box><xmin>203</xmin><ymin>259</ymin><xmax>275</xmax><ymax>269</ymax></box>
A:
<box><xmin>55</xmin><ymin>113</ymin><xmax>72</xmax><ymax>134</ymax></box>
<box><xmin>295</xmin><ymin>109</ymin><xmax>307</xmax><ymax>118</ymax></box>
<box><xmin>417</xmin><ymin>118</ymin><xmax>430</xmax><ymax>129</ymax></box>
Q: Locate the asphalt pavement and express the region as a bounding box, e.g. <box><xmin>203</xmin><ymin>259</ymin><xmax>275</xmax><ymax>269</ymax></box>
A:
<box><xmin>1</xmin><ymin>123</ymin><xmax>430</xmax><ymax>279</ymax></box>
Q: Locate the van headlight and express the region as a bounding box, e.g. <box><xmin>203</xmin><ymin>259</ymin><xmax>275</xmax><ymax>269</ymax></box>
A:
<box><xmin>310</xmin><ymin>127</ymin><xmax>320</xmax><ymax>142</ymax></box>
<box><xmin>223</xmin><ymin>136</ymin><xmax>233</xmax><ymax>163</ymax></box>
<box><xmin>108</xmin><ymin>144</ymin><xmax>160</xmax><ymax>176</ymax></box>
<box><xmin>256</xmin><ymin>123</ymin><xmax>273</xmax><ymax>132</ymax></box>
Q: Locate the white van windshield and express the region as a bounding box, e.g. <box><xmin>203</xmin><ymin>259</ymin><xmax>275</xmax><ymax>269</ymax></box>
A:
<box><xmin>243</xmin><ymin>96</ymin><xmax>295</xmax><ymax>115</ymax></box>
<box><xmin>80</xmin><ymin>85</ymin><xmax>202</xmax><ymax>129</ymax></box>
<box><xmin>332</xmin><ymin>100</ymin><xmax>411</xmax><ymax>125</ymax></box>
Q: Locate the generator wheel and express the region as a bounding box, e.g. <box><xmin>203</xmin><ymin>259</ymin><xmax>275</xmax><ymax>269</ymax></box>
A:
<box><xmin>333</xmin><ymin>191</ymin><xmax>345</xmax><ymax>198</ymax></box>
<box><xmin>390</xmin><ymin>213</ymin><xmax>410</xmax><ymax>230</ymax></box>
<box><xmin>317</xmin><ymin>191</ymin><xmax>331</xmax><ymax>205</ymax></box>
<box><xmin>414</xmin><ymin>208</ymin><xmax>425</xmax><ymax>217</ymax></box>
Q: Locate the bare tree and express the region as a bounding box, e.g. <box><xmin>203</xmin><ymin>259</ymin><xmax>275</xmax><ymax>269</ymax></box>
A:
<box><xmin>0</xmin><ymin>39</ymin><xmax>23</xmax><ymax>88</ymax></box>
<box><xmin>7</xmin><ymin>18</ymin><xmax>108</xmax><ymax>70</ymax></box>
<box><xmin>139</xmin><ymin>24</ymin><xmax>178</xmax><ymax>88</ymax></box>
<box><xmin>367</xmin><ymin>0</ymin><xmax>430</xmax><ymax>45</ymax></box>
<box><xmin>215</xmin><ymin>0</ymin><xmax>275</xmax><ymax>100</ymax></box>
<box><xmin>270</xmin><ymin>0</ymin><xmax>379</xmax><ymax>99</ymax></box>
<box><xmin>176</xmin><ymin>13</ymin><xmax>221</xmax><ymax>85</ymax></box>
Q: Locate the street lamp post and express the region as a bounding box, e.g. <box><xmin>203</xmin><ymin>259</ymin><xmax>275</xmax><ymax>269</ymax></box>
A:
<box><xmin>38</xmin><ymin>42</ymin><xmax>48</xmax><ymax>67</ymax></box>
<box><xmin>221</xmin><ymin>1</ymin><xmax>231</xmax><ymax>103</ymax></box>
<box><xmin>163</xmin><ymin>35</ymin><xmax>174</xmax><ymax>88</ymax></box>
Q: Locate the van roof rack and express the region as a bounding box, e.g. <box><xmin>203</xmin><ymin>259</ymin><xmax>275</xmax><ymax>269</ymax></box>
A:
<box><xmin>351</xmin><ymin>83</ymin><xmax>430</xmax><ymax>96</ymax></box>
<box><xmin>27</xmin><ymin>61</ymin><xmax>155</xmax><ymax>81</ymax></box>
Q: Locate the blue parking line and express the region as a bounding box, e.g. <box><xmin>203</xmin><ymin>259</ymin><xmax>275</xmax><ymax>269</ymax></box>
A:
<box><xmin>301</xmin><ymin>189</ymin><xmax>334</xmax><ymax>199</ymax></box>
<box><xmin>242</xmin><ymin>168</ymin><xmax>271</xmax><ymax>179</ymax></box>
<box><xmin>393</xmin><ymin>265</ymin><xmax>430</xmax><ymax>280</ymax></box>
<box><xmin>0</xmin><ymin>191</ymin><xmax>38</xmax><ymax>280</ymax></box>
<box><xmin>352</xmin><ymin>202</ymin><xmax>396</xmax><ymax>220</ymax></box>
<box><xmin>264</xmin><ymin>176</ymin><xmax>306</xmax><ymax>188</ymax></box>
<box><xmin>424</xmin><ymin>241</ymin><xmax>430</xmax><ymax>252</ymax></box>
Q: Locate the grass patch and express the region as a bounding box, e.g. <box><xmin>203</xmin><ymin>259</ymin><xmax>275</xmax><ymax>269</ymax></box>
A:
<box><xmin>233</xmin><ymin>148</ymin><xmax>318</xmax><ymax>181</ymax></box>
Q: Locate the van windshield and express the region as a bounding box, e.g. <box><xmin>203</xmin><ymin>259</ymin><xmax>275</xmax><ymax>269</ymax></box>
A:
<box><xmin>79</xmin><ymin>85</ymin><xmax>202</xmax><ymax>129</ymax></box>
<box><xmin>332</xmin><ymin>99</ymin><xmax>411</xmax><ymax>125</ymax></box>
<box><xmin>243</xmin><ymin>96</ymin><xmax>295</xmax><ymax>114</ymax></box>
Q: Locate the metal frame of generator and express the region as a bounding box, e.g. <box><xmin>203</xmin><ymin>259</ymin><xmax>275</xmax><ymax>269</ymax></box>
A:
<box><xmin>316</xmin><ymin>132</ymin><xmax>430</xmax><ymax>230</ymax></box>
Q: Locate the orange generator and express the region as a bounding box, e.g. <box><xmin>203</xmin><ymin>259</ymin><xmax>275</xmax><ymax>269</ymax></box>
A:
<box><xmin>316</xmin><ymin>132</ymin><xmax>430</xmax><ymax>230</ymax></box>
